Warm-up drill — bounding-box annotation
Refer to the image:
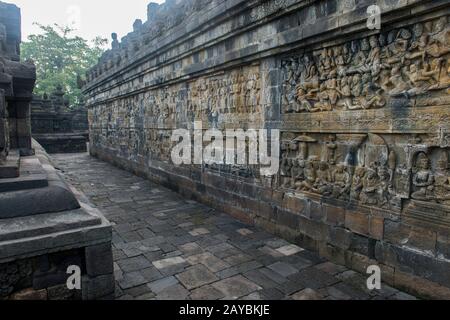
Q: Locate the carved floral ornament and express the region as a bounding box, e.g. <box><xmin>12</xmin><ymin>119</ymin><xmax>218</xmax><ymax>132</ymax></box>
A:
<box><xmin>281</xmin><ymin>16</ymin><xmax>450</xmax><ymax>114</ymax></box>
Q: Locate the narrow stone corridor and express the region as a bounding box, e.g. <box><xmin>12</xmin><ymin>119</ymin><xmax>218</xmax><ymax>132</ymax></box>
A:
<box><xmin>52</xmin><ymin>153</ymin><xmax>417</xmax><ymax>300</ymax></box>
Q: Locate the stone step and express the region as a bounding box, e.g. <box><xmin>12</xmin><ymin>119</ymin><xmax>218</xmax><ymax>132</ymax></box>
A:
<box><xmin>0</xmin><ymin>154</ymin><xmax>48</xmax><ymax>192</ymax></box>
<box><xmin>0</xmin><ymin>149</ymin><xmax>20</xmax><ymax>179</ymax></box>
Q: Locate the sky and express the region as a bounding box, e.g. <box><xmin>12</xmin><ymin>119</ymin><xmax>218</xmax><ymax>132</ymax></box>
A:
<box><xmin>9</xmin><ymin>0</ymin><xmax>165</xmax><ymax>44</ymax></box>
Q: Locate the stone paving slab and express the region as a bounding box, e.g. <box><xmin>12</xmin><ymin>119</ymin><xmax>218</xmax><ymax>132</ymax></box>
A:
<box><xmin>52</xmin><ymin>153</ymin><xmax>418</xmax><ymax>301</ymax></box>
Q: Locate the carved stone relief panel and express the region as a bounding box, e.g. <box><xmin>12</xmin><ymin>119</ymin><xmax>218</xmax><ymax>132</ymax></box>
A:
<box><xmin>281</xmin><ymin>16</ymin><xmax>450</xmax><ymax>114</ymax></box>
<box><xmin>279</xmin><ymin>132</ymin><xmax>450</xmax><ymax>216</ymax></box>
<box><xmin>186</xmin><ymin>65</ymin><xmax>262</xmax><ymax>124</ymax></box>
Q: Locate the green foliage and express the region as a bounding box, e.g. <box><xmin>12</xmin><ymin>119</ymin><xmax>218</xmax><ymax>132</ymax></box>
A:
<box><xmin>21</xmin><ymin>23</ymin><xmax>107</xmax><ymax>108</ymax></box>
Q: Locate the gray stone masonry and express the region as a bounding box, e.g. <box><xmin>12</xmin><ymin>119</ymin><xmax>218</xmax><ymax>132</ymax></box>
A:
<box><xmin>53</xmin><ymin>152</ymin><xmax>417</xmax><ymax>300</ymax></box>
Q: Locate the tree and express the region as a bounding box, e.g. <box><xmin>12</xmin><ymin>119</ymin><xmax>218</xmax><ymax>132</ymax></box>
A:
<box><xmin>21</xmin><ymin>23</ymin><xmax>107</xmax><ymax>108</ymax></box>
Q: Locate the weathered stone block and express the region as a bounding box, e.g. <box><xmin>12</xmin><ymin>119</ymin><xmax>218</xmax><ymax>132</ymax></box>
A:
<box><xmin>299</xmin><ymin>216</ymin><xmax>328</xmax><ymax>241</ymax></box>
<box><xmin>345</xmin><ymin>211</ymin><xmax>369</xmax><ymax>237</ymax></box>
<box><xmin>327</xmin><ymin>226</ymin><xmax>352</xmax><ymax>250</ymax></box>
<box><xmin>85</xmin><ymin>242</ymin><xmax>114</xmax><ymax>277</ymax></box>
<box><xmin>384</xmin><ymin>220</ymin><xmax>411</xmax><ymax>245</ymax></box>
<box><xmin>369</xmin><ymin>216</ymin><xmax>384</xmax><ymax>241</ymax></box>
<box><xmin>47</xmin><ymin>284</ymin><xmax>82</xmax><ymax>300</ymax></box>
<box><xmin>349</xmin><ymin>233</ymin><xmax>371</xmax><ymax>256</ymax></box>
<box><xmin>394</xmin><ymin>270</ymin><xmax>450</xmax><ymax>300</ymax></box>
<box><xmin>376</xmin><ymin>242</ymin><xmax>450</xmax><ymax>287</ymax></box>
<box><xmin>277</xmin><ymin>209</ymin><xmax>301</xmax><ymax>229</ymax></box>
<box><xmin>282</xmin><ymin>194</ymin><xmax>307</xmax><ymax>215</ymax></box>
<box><xmin>349</xmin><ymin>252</ymin><xmax>394</xmax><ymax>286</ymax></box>
<box><xmin>324</xmin><ymin>205</ymin><xmax>345</xmax><ymax>227</ymax></box>
<box><xmin>318</xmin><ymin>242</ymin><xmax>347</xmax><ymax>266</ymax></box>
<box><xmin>10</xmin><ymin>288</ymin><xmax>47</xmax><ymax>300</ymax></box>
<box><xmin>408</xmin><ymin>227</ymin><xmax>437</xmax><ymax>253</ymax></box>
<box><xmin>82</xmin><ymin>274</ymin><xmax>115</xmax><ymax>300</ymax></box>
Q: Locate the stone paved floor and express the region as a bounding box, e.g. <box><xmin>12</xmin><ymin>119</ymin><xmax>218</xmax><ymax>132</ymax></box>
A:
<box><xmin>52</xmin><ymin>153</ymin><xmax>417</xmax><ymax>300</ymax></box>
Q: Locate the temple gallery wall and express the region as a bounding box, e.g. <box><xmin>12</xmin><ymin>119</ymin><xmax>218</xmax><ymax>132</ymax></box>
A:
<box><xmin>83</xmin><ymin>0</ymin><xmax>450</xmax><ymax>298</ymax></box>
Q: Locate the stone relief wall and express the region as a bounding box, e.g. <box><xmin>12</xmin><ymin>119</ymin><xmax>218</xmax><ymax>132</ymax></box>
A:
<box><xmin>281</xmin><ymin>17</ymin><xmax>450</xmax><ymax>114</ymax></box>
<box><xmin>279</xmin><ymin>132</ymin><xmax>450</xmax><ymax>219</ymax></box>
<box><xmin>278</xmin><ymin>15</ymin><xmax>450</xmax><ymax>227</ymax></box>
<box><xmin>84</xmin><ymin>0</ymin><xmax>450</xmax><ymax>298</ymax></box>
<box><xmin>90</xmin><ymin>64</ymin><xmax>263</xmax><ymax>162</ymax></box>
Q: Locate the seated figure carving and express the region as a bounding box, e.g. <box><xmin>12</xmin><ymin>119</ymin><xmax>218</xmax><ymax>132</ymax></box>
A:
<box><xmin>332</xmin><ymin>164</ymin><xmax>351</xmax><ymax>199</ymax></box>
<box><xmin>411</xmin><ymin>153</ymin><xmax>435</xmax><ymax>201</ymax></box>
<box><xmin>350</xmin><ymin>167</ymin><xmax>366</xmax><ymax>201</ymax></box>
<box><xmin>360</xmin><ymin>166</ymin><xmax>381</xmax><ymax>205</ymax></box>
<box><xmin>290</xmin><ymin>159</ymin><xmax>305</xmax><ymax>189</ymax></box>
<box><xmin>313</xmin><ymin>161</ymin><xmax>333</xmax><ymax>196</ymax></box>
<box><xmin>297</xmin><ymin>161</ymin><xmax>316</xmax><ymax>192</ymax></box>
<box><xmin>434</xmin><ymin>152</ymin><xmax>450</xmax><ymax>205</ymax></box>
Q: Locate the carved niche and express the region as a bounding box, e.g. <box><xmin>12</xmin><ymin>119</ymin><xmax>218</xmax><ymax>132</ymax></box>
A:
<box><xmin>403</xmin><ymin>146</ymin><xmax>450</xmax><ymax>226</ymax></box>
<box><xmin>281</xmin><ymin>16</ymin><xmax>450</xmax><ymax>114</ymax></box>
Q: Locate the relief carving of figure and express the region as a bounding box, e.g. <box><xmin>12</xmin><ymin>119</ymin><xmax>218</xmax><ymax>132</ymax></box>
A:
<box><xmin>280</xmin><ymin>153</ymin><xmax>292</xmax><ymax>188</ymax></box>
<box><xmin>411</xmin><ymin>152</ymin><xmax>435</xmax><ymax>201</ymax></box>
<box><xmin>337</xmin><ymin>76</ymin><xmax>353</xmax><ymax>110</ymax></box>
<box><xmin>314</xmin><ymin>161</ymin><xmax>333</xmax><ymax>196</ymax></box>
<box><xmin>290</xmin><ymin>159</ymin><xmax>304</xmax><ymax>189</ymax></box>
<box><xmin>300</xmin><ymin>55</ymin><xmax>320</xmax><ymax>92</ymax></box>
<box><xmin>281</xmin><ymin>16</ymin><xmax>450</xmax><ymax>114</ymax></box>
<box><xmin>349</xmin><ymin>40</ymin><xmax>368</xmax><ymax>73</ymax></box>
<box><xmin>360</xmin><ymin>74</ymin><xmax>386</xmax><ymax>109</ymax></box>
<box><xmin>325</xmin><ymin>135</ymin><xmax>337</xmax><ymax>165</ymax></box>
<box><xmin>427</xmin><ymin>17</ymin><xmax>450</xmax><ymax>59</ymax></box>
<box><xmin>367</xmin><ymin>35</ymin><xmax>382</xmax><ymax>78</ymax></box>
<box><xmin>383</xmin><ymin>66</ymin><xmax>410</xmax><ymax>96</ymax></box>
<box><xmin>297</xmin><ymin>161</ymin><xmax>316</xmax><ymax>192</ymax></box>
<box><xmin>377</xmin><ymin>163</ymin><xmax>393</xmax><ymax>206</ymax></box>
<box><xmin>434</xmin><ymin>151</ymin><xmax>450</xmax><ymax>204</ymax></box>
<box><xmin>405</xmin><ymin>23</ymin><xmax>428</xmax><ymax>62</ymax></box>
<box><xmin>310</xmin><ymin>83</ymin><xmax>332</xmax><ymax>112</ymax></box>
<box><xmin>350</xmin><ymin>167</ymin><xmax>366</xmax><ymax>201</ymax></box>
<box><xmin>407</xmin><ymin>63</ymin><xmax>436</xmax><ymax>95</ymax></box>
<box><xmin>332</xmin><ymin>164</ymin><xmax>351</xmax><ymax>199</ymax></box>
<box><xmin>294</xmin><ymin>86</ymin><xmax>313</xmax><ymax>112</ymax></box>
<box><xmin>360</xmin><ymin>165</ymin><xmax>381</xmax><ymax>205</ymax></box>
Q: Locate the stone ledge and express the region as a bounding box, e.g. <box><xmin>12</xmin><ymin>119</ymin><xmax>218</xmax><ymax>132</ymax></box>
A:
<box><xmin>0</xmin><ymin>141</ymin><xmax>112</xmax><ymax>264</ymax></box>
<box><xmin>0</xmin><ymin>150</ymin><xmax>20</xmax><ymax>179</ymax></box>
<box><xmin>0</xmin><ymin>155</ymin><xmax>48</xmax><ymax>192</ymax></box>
<box><xmin>0</xmin><ymin>208</ymin><xmax>103</xmax><ymax>243</ymax></box>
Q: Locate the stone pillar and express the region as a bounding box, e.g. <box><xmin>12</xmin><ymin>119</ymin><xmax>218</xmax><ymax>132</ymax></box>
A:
<box><xmin>15</xmin><ymin>100</ymin><xmax>32</xmax><ymax>154</ymax></box>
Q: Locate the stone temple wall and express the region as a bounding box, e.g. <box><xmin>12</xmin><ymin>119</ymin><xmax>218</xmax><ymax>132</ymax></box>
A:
<box><xmin>31</xmin><ymin>87</ymin><xmax>89</xmax><ymax>154</ymax></box>
<box><xmin>84</xmin><ymin>0</ymin><xmax>450</xmax><ymax>298</ymax></box>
